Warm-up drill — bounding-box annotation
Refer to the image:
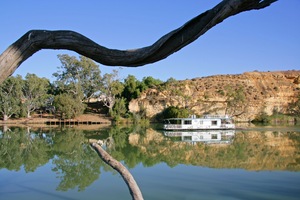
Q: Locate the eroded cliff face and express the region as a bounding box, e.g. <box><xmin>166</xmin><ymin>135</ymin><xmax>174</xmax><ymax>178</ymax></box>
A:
<box><xmin>129</xmin><ymin>70</ymin><xmax>300</xmax><ymax>121</ymax></box>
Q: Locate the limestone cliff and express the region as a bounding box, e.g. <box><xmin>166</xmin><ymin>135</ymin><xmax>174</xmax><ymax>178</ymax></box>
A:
<box><xmin>129</xmin><ymin>70</ymin><xmax>300</xmax><ymax>121</ymax></box>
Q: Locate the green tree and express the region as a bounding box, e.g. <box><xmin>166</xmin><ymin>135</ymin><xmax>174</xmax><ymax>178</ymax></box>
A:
<box><xmin>54</xmin><ymin>93</ymin><xmax>86</xmax><ymax>119</ymax></box>
<box><xmin>157</xmin><ymin>106</ymin><xmax>189</xmax><ymax>120</ymax></box>
<box><xmin>0</xmin><ymin>75</ymin><xmax>23</xmax><ymax>120</ymax></box>
<box><xmin>99</xmin><ymin>70</ymin><xmax>124</xmax><ymax>115</ymax></box>
<box><xmin>252</xmin><ymin>111</ymin><xmax>270</xmax><ymax>123</ymax></box>
<box><xmin>53</xmin><ymin>54</ymin><xmax>101</xmax><ymax>102</ymax></box>
<box><xmin>22</xmin><ymin>73</ymin><xmax>50</xmax><ymax>118</ymax></box>
<box><xmin>111</xmin><ymin>97</ymin><xmax>127</xmax><ymax>121</ymax></box>
<box><xmin>141</xmin><ymin>76</ymin><xmax>163</xmax><ymax>89</ymax></box>
<box><xmin>122</xmin><ymin>75</ymin><xmax>141</xmax><ymax>102</ymax></box>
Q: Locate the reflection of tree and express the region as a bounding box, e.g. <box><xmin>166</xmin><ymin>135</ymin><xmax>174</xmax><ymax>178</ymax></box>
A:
<box><xmin>0</xmin><ymin>127</ymin><xmax>104</xmax><ymax>192</ymax></box>
<box><xmin>0</xmin><ymin>128</ymin><xmax>24</xmax><ymax>171</ymax></box>
<box><xmin>52</xmin><ymin>129</ymin><xmax>102</xmax><ymax>191</ymax></box>
<box><xmin>21</xmin><ymin>132</ymin><xmax>52</xmax><ymax>172</ymax></box>
<box><xmin>104</xmin><ymin>126</ymin><xmax>163</xmax><ymax>169</ymax></box>
<box><xmin>0</xmin><ymin>128</ymin><xmax>52</xmax><ymax>172</ymax></box>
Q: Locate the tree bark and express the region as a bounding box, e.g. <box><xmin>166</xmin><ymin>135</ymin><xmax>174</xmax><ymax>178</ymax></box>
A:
<box><xmin>0</xmin><ymin>0</ymin><xmax>276</xmax><ymax>84</ymax></box>
<box><xmin>3</xmin><ymin>114</ymin><xmax>8</xmax><ymax>121</ymax></box>
<box><xmin>90</xmin><ymin>141</ymin><xmax>144</xmax><ymax>200</ymax></box>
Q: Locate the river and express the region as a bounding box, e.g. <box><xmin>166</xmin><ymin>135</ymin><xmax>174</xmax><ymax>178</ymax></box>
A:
<box><xmin>0</xmin><ymin>125</ymin><xmax>299</xmax><ymax>200</ymax></box>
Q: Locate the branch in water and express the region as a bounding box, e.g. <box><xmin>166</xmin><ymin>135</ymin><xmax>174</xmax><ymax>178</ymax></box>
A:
<box><xmin>90</xmin><ymin>141</ymin><xmax>144</xmax><ymax>200</ymax></box>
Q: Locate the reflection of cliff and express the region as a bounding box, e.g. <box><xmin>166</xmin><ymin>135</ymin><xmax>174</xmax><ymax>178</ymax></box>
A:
<box><xmin>128</xmin><ymin>128</ymin><xmax>300</xmax><ymax>171</ymax></box>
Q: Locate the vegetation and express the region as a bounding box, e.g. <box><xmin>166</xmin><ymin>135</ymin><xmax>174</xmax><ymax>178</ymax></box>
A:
<box><xmin>0</xmin><ymin>54</ymin><xmax>164</xmax><ymax>121</ymax></box>
<box><xmin>99</xmin><ymin>70</ymin><xmax>124</xmax><ymax>114</ymax></box>
<box><xmin>0</xmin><ymin>54</ymin><xmax>299</xmax><ymax>124</ymax></box>
<box><xmin>53</xmin><ymin>54</ymin><xmax>101</xmax><ymax>101</ymax></box>
<box><xmin>22</xmin><ymin>73</ymin><xmax>51</xmax><ymax>118</ymax></box>
<box><xmin>54</xmin><ymin>93</ymin><xmax>86</xmax><ymax>119</ymax></box>
<box><xmin>156</xmin><ymin>106</ymin><xmax>190</xmax><ymax>121</ymax></box>
<box><xmin>252</xmin><ymin>111</ymin><xmax>271</xmax><ymax>124</ymax></box>
<box><xmin>0</xmin><ymin>75</ymin><xmax>23</xmax><ymax>120</ymax></box>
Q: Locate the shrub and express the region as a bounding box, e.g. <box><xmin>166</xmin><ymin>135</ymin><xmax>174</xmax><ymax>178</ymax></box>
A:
<box><xmin>54</xmin><ymin>93</ymin><xmax>86</xmax><ymax>119</ymax></box>
<box><xmin>156</xmin><ymin>106</ymin><xmax>190</xmax><ymax>121</ymax></box>
<box><xmin>252</xmin><ymin>111</ymin><xmax>270</xmax><ymax>124</ymax></box>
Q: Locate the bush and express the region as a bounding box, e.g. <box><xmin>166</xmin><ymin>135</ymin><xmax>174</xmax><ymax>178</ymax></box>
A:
<box><xmin>252</xmin><ymin>111</ymin><xmax>270</xmax><ymax>124</ymax></box>
<box><xmin>111</xmin><ymin>97</ymin><xmax>127</xmax><ymax>120</ymax></box>
<box><xmin>54</xmin><ymin>93</ymin><xmax>86</xmax><ymax>119</ymax></box>
<box><xmin>156</xmin><ymin>106</ymin><xmax>190</xmax><ymax>121</ymax></box>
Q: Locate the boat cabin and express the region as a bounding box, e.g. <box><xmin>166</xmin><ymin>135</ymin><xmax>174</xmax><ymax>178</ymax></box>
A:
<box><xmin>163</xmin><ymin>115</ymin><xmax>235</xmax><ymax>130</ymax></box>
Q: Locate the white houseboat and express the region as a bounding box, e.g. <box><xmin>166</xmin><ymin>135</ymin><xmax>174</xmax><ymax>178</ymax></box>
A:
<box><xmin>163</xmin><ymin>115</ymin><xmax>235</xmax><ymax>130</ymax></box>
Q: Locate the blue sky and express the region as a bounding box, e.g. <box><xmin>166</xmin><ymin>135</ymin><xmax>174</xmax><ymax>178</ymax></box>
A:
<box><xmin>1</xmin><ymin>0</ymin><xmax>299</xmax><ymax>81</ymax></box>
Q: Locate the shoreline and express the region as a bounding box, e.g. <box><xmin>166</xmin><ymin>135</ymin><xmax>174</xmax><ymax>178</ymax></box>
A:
<box><xmin>0</xmin><ymin>114</ymin><xmax>112</xmax><ymax>128</ymax></box>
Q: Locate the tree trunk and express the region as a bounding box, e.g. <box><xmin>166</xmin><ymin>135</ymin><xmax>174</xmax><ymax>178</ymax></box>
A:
<box><xmin>90</xmin><ymin>141</ymin><xmax>144</xmax><ymax>200</ymax></box>
<box><xmin>27</xmin><ymin>110</ymin><xmax>31</xmax><ymax>118</ymax></box>
<box><xmin>0</xmin><ymin>0</ymin><xmax>277</xmax><ymax>84</ymax></box>
<box><xmin>3</xmin><ymin>114</ymin><xmax>8</xmax><ymax>121</ymax></box>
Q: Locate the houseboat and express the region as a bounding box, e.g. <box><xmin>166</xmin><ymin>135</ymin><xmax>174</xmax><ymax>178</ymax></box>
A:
<box><xmin>163</xmin><ymin>115</ymin><xmax>235</xmax><ymax>130</ymax></box>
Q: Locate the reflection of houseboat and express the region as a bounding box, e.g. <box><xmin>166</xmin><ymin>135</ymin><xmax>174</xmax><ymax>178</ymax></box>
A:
<box><xmin>163</xmin><ymin>115</ymin><xmax>235</xmax><ymax>130</ymax></box>
<box><xmin>164</xmin><ymin>130</ymin><xmax>235</xmax><ymax>144</ymax></box>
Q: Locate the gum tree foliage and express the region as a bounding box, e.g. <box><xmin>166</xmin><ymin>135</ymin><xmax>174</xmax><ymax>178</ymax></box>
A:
<box><xmin>141</xmin><ymin>76</ymin><xmax>163</xmax><ymax>89</ymax></box>
<box><xmin>22</xmin><ymin>73</ymin><xmax>51</xmax><ymax>118</ymax></box>
<box><xmin>111</xmin><ymin>97</ymin><xmax>127</xmax><ymax>121</ymax></box>
<box><xmin>122</xmin><ymin>75</ymin><xmax>142</xmax><ymax>103</ymax></box>
<box><xmin>99</xmin><ymin>70</ymin><xmax>124</xmax><ymax>114</ymax></box>
<box><xmin>0</xmin><ymin>75</ymin><xmax>23</xmax><ymax>120</ymax></box>
<box><xmin>53</xmin><ymin>54</ymin><xmax>101</xmax><ymax>102</ymax></box>
<box><xmin>54</xmin><ymin>93</ymin><xmax>86</xmax><ymax>119</ymax></box>
<box><xmin>157</xmin><ymin>106</ymin><xmax>190</xmax><ymax>120</ymax></box>
<box><xmin>122</xmin><ymin>75</ymin><xmax>163</xmax><ymax>104</ymax></box>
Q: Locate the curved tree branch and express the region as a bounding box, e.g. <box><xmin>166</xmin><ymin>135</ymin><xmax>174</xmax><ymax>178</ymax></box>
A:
<box><xmin>90</xmin><ymin>141</ymin><xmax>144</xmax><ymax>200</ymax></box>
<box><xmin>0</xmin><ymin>0</ymin><xmax>277</xmax><ymax>83</ymax></box>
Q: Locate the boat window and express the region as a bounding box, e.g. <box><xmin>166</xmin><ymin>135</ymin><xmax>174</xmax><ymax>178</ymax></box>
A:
<box><xmin>211</xmin><ymin>134</ymin><xmax>218</xmax><ymax>139</ymax></box>
<box><xmin>199</xmin><ymin>120</ymin><xmax>203</xmax><ymax>125</ymax></box>
<box><xmin>183</xmin><ymin>136</ymin><xmax>192</xmax><ymax>141</ymax></box>
<box><xmin>168</xmin><ymin>119</ymin><xmax>181</xmax><ymax>124</ymax></box>
<box><xmin>184</xmin><ymin>120</ymin><xmax>192</xmax><ymax>125</ymax></box>
<box><xmin>211</xmin><ymin>120</ymin><xmax>217</xmax><ymax>125</ymax></box>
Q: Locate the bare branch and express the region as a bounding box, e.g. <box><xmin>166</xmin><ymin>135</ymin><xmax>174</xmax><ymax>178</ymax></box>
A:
<box><xmin>0</xmin><ymin>0</ymin><xmax>277</xmax><ymax>83</ymax></box>
<box><xmin>90</xmin><ymin>141</ymin><xmax>144</xmax><ymax>200</ymax></box>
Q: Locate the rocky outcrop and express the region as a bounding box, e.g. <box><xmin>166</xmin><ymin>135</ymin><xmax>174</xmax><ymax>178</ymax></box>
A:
<box><xmin>129</xmin><ymin>70</ymin><xmax>300</xmax><ymax>121</ymax></box>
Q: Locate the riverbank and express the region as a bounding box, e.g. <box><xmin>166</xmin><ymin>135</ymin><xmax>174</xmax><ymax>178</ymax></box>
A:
<box><xmin>0</xmin><ymin>113</ymin><xmax>112</xmax><ymax>127</ymax></box>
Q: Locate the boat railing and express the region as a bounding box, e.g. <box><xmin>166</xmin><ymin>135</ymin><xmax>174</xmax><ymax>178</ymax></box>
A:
<box><xmin>164</xmin><ymin>124</ymin><xmax>182</xmax><ymax>129</ymax></box>
<box><xmin>203</xmin><ymin>115</ymin><xmax>231</xmax><ymax>119</ymax></box>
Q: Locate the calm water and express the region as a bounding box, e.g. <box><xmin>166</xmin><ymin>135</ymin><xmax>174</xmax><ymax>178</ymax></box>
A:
<box><xmin>0</xmin><ymin>125</ymin><xmax>299</xmax><ymax>200</ymax></box>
